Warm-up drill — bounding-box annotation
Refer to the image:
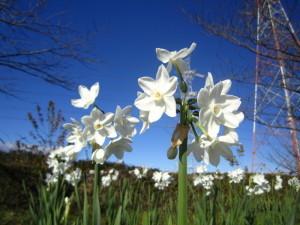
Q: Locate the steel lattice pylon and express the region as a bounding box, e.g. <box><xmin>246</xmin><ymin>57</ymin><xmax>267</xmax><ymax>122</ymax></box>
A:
<box><xmin>252</xmin><ymin>0</ymin><xmax>300</xmax><ymax>173</ymax></box>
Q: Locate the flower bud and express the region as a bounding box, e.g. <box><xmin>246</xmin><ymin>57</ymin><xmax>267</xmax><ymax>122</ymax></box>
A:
<box><xmin>167</xmin><ymin>146</ymin><xmax>178</xmax><ymax>159</ymax></box>
<box><xmin>180</xmin><ymin>82</ymin><xmax>188</xmax><ymax>93</ymax></box>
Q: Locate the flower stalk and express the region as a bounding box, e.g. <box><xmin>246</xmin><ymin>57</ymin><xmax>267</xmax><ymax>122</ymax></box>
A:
<box><xmin>178</xmin><ymin>97</ymin><xmax>189</xmax><ymax>225</ymax></box>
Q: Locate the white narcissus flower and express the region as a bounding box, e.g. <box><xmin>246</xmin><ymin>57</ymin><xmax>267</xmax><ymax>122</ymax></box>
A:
<box><xmin>197</xmin><ymin>73</ymin><xmax>244</xmax><ymax>137</ymax></box>
<box><xmin>134</xmin><ymin>65</ymin><xmax>178</xmax><ymax>123</ymax></box>
<box><xmin>63</xmin><ymin>119</ymin><xmax>88</xmax><ymax>156</ymax></box>
<box><xmin>71</xmin><ymin>82</ymin><xmax>99</xmax><ymax>109</ymax></box>
<box><xmin>274</xmin><ymin>175</ymin><xmax>283</xmax><ymax>190</ymax></box>
<box><xmin>114</xmin><ymin>105</ymin><xmax>139</xmax><ymax>138</ymax></box>
<box><xmin>156</xmin><ymin>42</ymin><xmax>197</xmax><ymax>72</ymax></box>
<box><xmin>92</xmin><ymin>137</ymin><xmax>132</xmax><ymax>164</ymax></box>
<box><xmin>152</xmin><ymin>171</ymin><xmax>173</xmax><ymax>190</ymax></box>
<box><xmin>92</xmin><ymin>148</ymin><xmax>106</xmax><ymax>164</ymax></box>
<box><xmin>81</xmin><ymin>108</ymin><xmax>117</xmax><ymax>146</ymax></box>
<box><xmin>227</xmin><ymin>168</ymin><xmax>245</xmax><ymax>184</ymax></box>
<box><xmin>105</xmin><ymin>137</ymin><xmax>133</xmax><ymax>160</ymax></box>
<box><xmin>188</xmin><ymin>128</ymin><xmax>239</xmax><ymax>166</ymax></box>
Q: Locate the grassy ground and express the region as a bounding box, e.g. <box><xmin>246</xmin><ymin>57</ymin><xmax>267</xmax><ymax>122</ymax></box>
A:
<box><xmin>0</xmin><ymin>150</ymin><xmax>300</xmax><ymax>225</ymax></box>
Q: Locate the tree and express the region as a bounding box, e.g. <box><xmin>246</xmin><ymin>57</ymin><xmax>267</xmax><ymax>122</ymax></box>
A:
<box><xmin>0</xmin><ymin>0</ymin><xmax>92</xmax><ymax>96</ymax></box>
<box><xmin>16</xmin><ymin>100</ymin><xmax>66</xmax><ymax>152</ymax></box>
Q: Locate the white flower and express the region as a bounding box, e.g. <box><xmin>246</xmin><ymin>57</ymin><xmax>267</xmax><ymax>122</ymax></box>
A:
<box><xmin>197</xmin><ymin>73</ymin><xmax>244</xmax><ymax>137</ymax></box>
<box><xmin>227</xmin><ymin>168</ymin><xmax>245</xmax><ymax>184</ymax></box>
<box><xmin>156</xmin><ymin>42</ymin><xmax>197</xmax><ymax>72</ymax></box>
<box><xmin>63</xmin><ymin>119</ymin><xmax>88</xmax><ymax>156</ymax></box>
<box><xmin>152</xmin><ymin>171</ymin><xmax>173</xmax><ymax>190</ymax></box>
<box><xmin>288</xmin><ymin>177</ymin><xmax>300</xmax><ymax>192</ymax></box>
<box><xmin>134</xmin><ymin>65</ymin><xmax>178</xmax><ymax>123</ymax></box>
<box><xmin>101</xmin><ymin>175</ymin><xmax>112</xmax><ymax>187</ymax></box>
<box><xmin>71</xmin><ymin>82</ymin><xmax>99</xmax><ymax>109</ymax></box>
<box><xmin>188</xmin><ymin>128</ymin><xmax>239</xmax><ymax>166</ymax></box>
<box><xmin>65</xmin><ymin>168</ymin><xmax>82</xmax><ymax>186</ymax></box>
<box><xmin>91</xmin><ymin>137</ymin><xmax>132</xmax><ymax>164</ymax></box>
<box><xmin>114</xmin><ymin>105</ymin><xmax>139</xmax><ymax>138</ymax></box>
<box><xmin>105</xmin><ymin>137</ymin><xmax>132</xmax><ymax>160</ymax></box>
<box><xmin>100</xmin><ymin>169</ymin><xmax>119</xmax><ymax>187</ymax></box>
<box><xmin>130</xmin><ymin>167</ymin><xmax>148</xmax><ymax>179</ymax></box>
<box><xmin>274</xmin><ymin>175</ymin><xmax>283</xmax><ymax>190</ymax></box>
<box><xmin>92</xmin><ymin>148</ymin><xmax>106</xmax><ymax>164</ymax></box>
<box><xmin>193</xmin><ymin>174</ymin><xmax>214</xmax><ymax>195</ymax></box>
<box><xmin>81</xmin><ymin>108</ymin><xmax>117</xmax><ymax>146</ymax></box>
<box><xmin>196</xmin><ymin>164</ymin><xmax>207</xmax><ymax>174</ymax></box>
<box><xmin>246</xmin><ymin>174</ymin><xmax>270</xmax><ymax>195</ymax></box>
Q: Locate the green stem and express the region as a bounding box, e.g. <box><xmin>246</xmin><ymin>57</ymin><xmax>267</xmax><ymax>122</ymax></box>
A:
<box><xmin>178</xmin><ymin>102</ymin><xmax>188</xmax><ymax>225</ymax></box>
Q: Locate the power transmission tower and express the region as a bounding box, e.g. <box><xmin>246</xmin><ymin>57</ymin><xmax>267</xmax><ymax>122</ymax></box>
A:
<box><xmin>252</xmin><ymin>0</ymin><xmax>300</xmax><ymax>173</ymax></box>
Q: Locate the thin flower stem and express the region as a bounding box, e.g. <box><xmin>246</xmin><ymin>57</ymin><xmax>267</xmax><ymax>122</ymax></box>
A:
<box><xmin>178</xmin><ymin>102</ymin><xmax>188</xmax><ymax>225</ymax></box>
<box><xmin>190</xmin><ymin>122</ymin><xmax>199</xmax><ymax>139</ymax></box>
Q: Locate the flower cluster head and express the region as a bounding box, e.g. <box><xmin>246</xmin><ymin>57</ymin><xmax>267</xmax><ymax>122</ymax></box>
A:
<box><xmin>64</xmin><ymin>82</ymin><xmax>139</xmax><ymax>164</ymax></box>
<box><xmin>152</xmin><ymin>171</ymin><xmax>173</xmax><ymax>190</ymax></box>
<box><xmin>188</xmin><ymin>73</ymin><xmax>244</xmax><ymax>167</ymax></box>
<box><xmin>101</xmin><ymin>168</ymin><xmax>119</xmax><ymax>187</ymax></box>
<box><xmin>193</xmin><ymin>165</ymin><xmax>214</xmax><ymax>195</ymax></box>
<box><xmin>227</xmin><ymin>168</ymin><xmax>245</xmax><ymax>184</ymax></box>
<box><xmin>45</xmin><ymin>147</ymin><xmax>81</xmax><ymax>187</ymax></box>
<box><xmin>274</xmin><ymin>175</ymin><xmax>283</xmax><ymax>190</ymax></box>
<box><xmin>288</xmin><ymin>177</ymin><xmax>300</xmax><ymax>192</ymax></box>
<box><xmin>246</xmin><ymin>174</ymin><xmax>270</xmax><ymax>195</ymax></box>
<box><xmin>130</xmin><ymin>167</ymin><xmax>148</xmax><ymax>179</ymax></box>
<box><xmin>65</xmin><ymin>168</ymin><xmax>82</xmax><ymax>186</ymax></box>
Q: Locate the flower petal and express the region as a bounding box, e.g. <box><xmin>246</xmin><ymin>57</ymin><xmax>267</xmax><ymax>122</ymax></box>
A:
<box><xmin>205</xmin><ymin>72</ymin><xmax>214</xmax><ymax>90</ymax></box>
<box><xmin>71</xmin><ymin>99</ymin><xmax>85</xmax><ymax>108</ymax></box>
<box><xmin>164</xmin><ymin>96</ymin><xmax>176</xmax><ymax>117</ymax></box>
<box><xmin>156</xmin><ymin>48</ymin><xmax>172</xmax><ymax>63</ymax></box>
<box><xmin>91</xmin><ymin>82</ymin><xmax>100</xmax><ymax>99</ymax></box>
<box><xmin>78</xmin><ymin>85</ymin><xmax>89</xmax><ymax>98</ymax></box>
<box><xmin>217</xmin><ymin>128</ymin><xmax>238</xmax><ymax>144</ymax></box>
<box><xmin>148</xmin><ymin>104</ymin><xmax>165</xmax><ymax>123</ymax></box>
<box><xmin>222</xmin><ymin>111</ymin><xmax>244</xmax><ymax>128</ymax></box>
<box><xmin>134</xmin><ymin>94</ymin><xmax>155</xmax><ymax>111</ymax></box>
<box><xmin>221</xmin><ymin>80</ymin><xmax>231</xmax><ymax>95</ymax></box>
<box><xmin>188</xmin><ymin>141</ymin><xmax>205</xmax><ymax>162</ymax></box>
<box><xmin>197</xmin><ymin>88</ymin><xmax>210</xmax><ymax>107</ymax></box>
<box><xmin>92</xmin><ymin>148</ymin><xmax>106</xmax><ymax>164</ymax></box>
<box><xmin>208</xmin><ymin>146</ymin><xmax>221</xmax><ymax>166</ymax></box>
<box><xmin>174</xmin><ymin>42</ymin><xmax>197</xmax><ymax>59</ymax></box>
<box><xmin>138</xmin><ymin>77</ymin><xmax>156</xmax><ymax>96</ymax></box>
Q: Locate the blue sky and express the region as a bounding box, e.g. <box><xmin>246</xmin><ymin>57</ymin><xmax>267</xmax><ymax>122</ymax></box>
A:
<box><xmin>0</xmin><ymin>0</ymin><xmax>267</xmax><ymax>172</ymax></box>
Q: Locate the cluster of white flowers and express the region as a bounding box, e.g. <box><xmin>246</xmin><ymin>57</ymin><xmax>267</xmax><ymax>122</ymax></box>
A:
<box><xmin>65</xmin><ymin>168</ymin><xmax>82</xmax><ymax>186</ymax></box>
<box><xmin>288</xmin><ymin>177</ymin><xmax>300</xmax><ymax>192</ymax></box>
<box><xmin>213</xmin><ymin>170</ymin><xmax>224</xmax><ymax>180</ymax></box>
<box><xmin>246</xmin><ymin>174</ymin><xmax>271</xmax><ymax>195</ymax></box>
<box><xmin>193</xmin><ymin>174</ymin><xmax>215</xmax><ymax>195</ymax></box>
<box><xmin>227</xmin><ymin>168</ymin><xmax>245</xmax><ymax>184</ymax></box>
<box><xmin>61</xmin><ymin>42</ymin><xmax>245</xmax><ymax>173</ymax></box>
<box><xmin>129</xmin><ymin>167</ymin><xmax>149</xmax><ymax>179</ymax></box>
<box><xmin>193</xmin><ymin>165</ymin><xmax>214</xmax><ymax>195</ymax></box>
<box><xmin>45</xmin><ymin>147</ymin><xmax>81</xmax><ymax>186</ymax></box>
<box><xmin>63</xmin><ymin>81</ymin><xmax>139</xmax><ymax>164</ymax></box>
<box><xmin>152</xmin><ymin>171</ymin><xmax>173</xmax><ymax>190</ymax></box>
<box><xmin>100</xmin><ymin>169</ymin><xmax>119</xmax><ymax>187</ymax></box>
<box><xmin>188</xmin><ymin>72</ymin><xmax>244</xmax><ymax>167</ymax></box>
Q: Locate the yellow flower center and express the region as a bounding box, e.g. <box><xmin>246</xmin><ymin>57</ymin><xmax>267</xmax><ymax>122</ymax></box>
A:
<box><xmin>94</xmin><ymin>123</ymin><xmax>103</xmax><ymax>130</ymax></box>
<box><xmin>153</xmin><ymin>91</ymin><xmax>163</xmax><ymax>101</ymax></box>
<box><xmin>213</xmin><ymin>105</ymin><xmax>221</xmax><ymax>115</ymax></box>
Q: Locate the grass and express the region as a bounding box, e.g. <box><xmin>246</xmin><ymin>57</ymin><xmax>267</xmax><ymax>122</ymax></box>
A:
<box><xmin>0</xmin><ymin>150</ymin><xmax>300</xmax><ymax>225</ymax></box>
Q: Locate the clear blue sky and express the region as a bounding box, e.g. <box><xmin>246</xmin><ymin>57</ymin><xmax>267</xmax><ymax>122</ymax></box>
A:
<box><xmin>0</xmin><ymin>0</ymin><xmax>268</xmax><ymax>172</ymax></box>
